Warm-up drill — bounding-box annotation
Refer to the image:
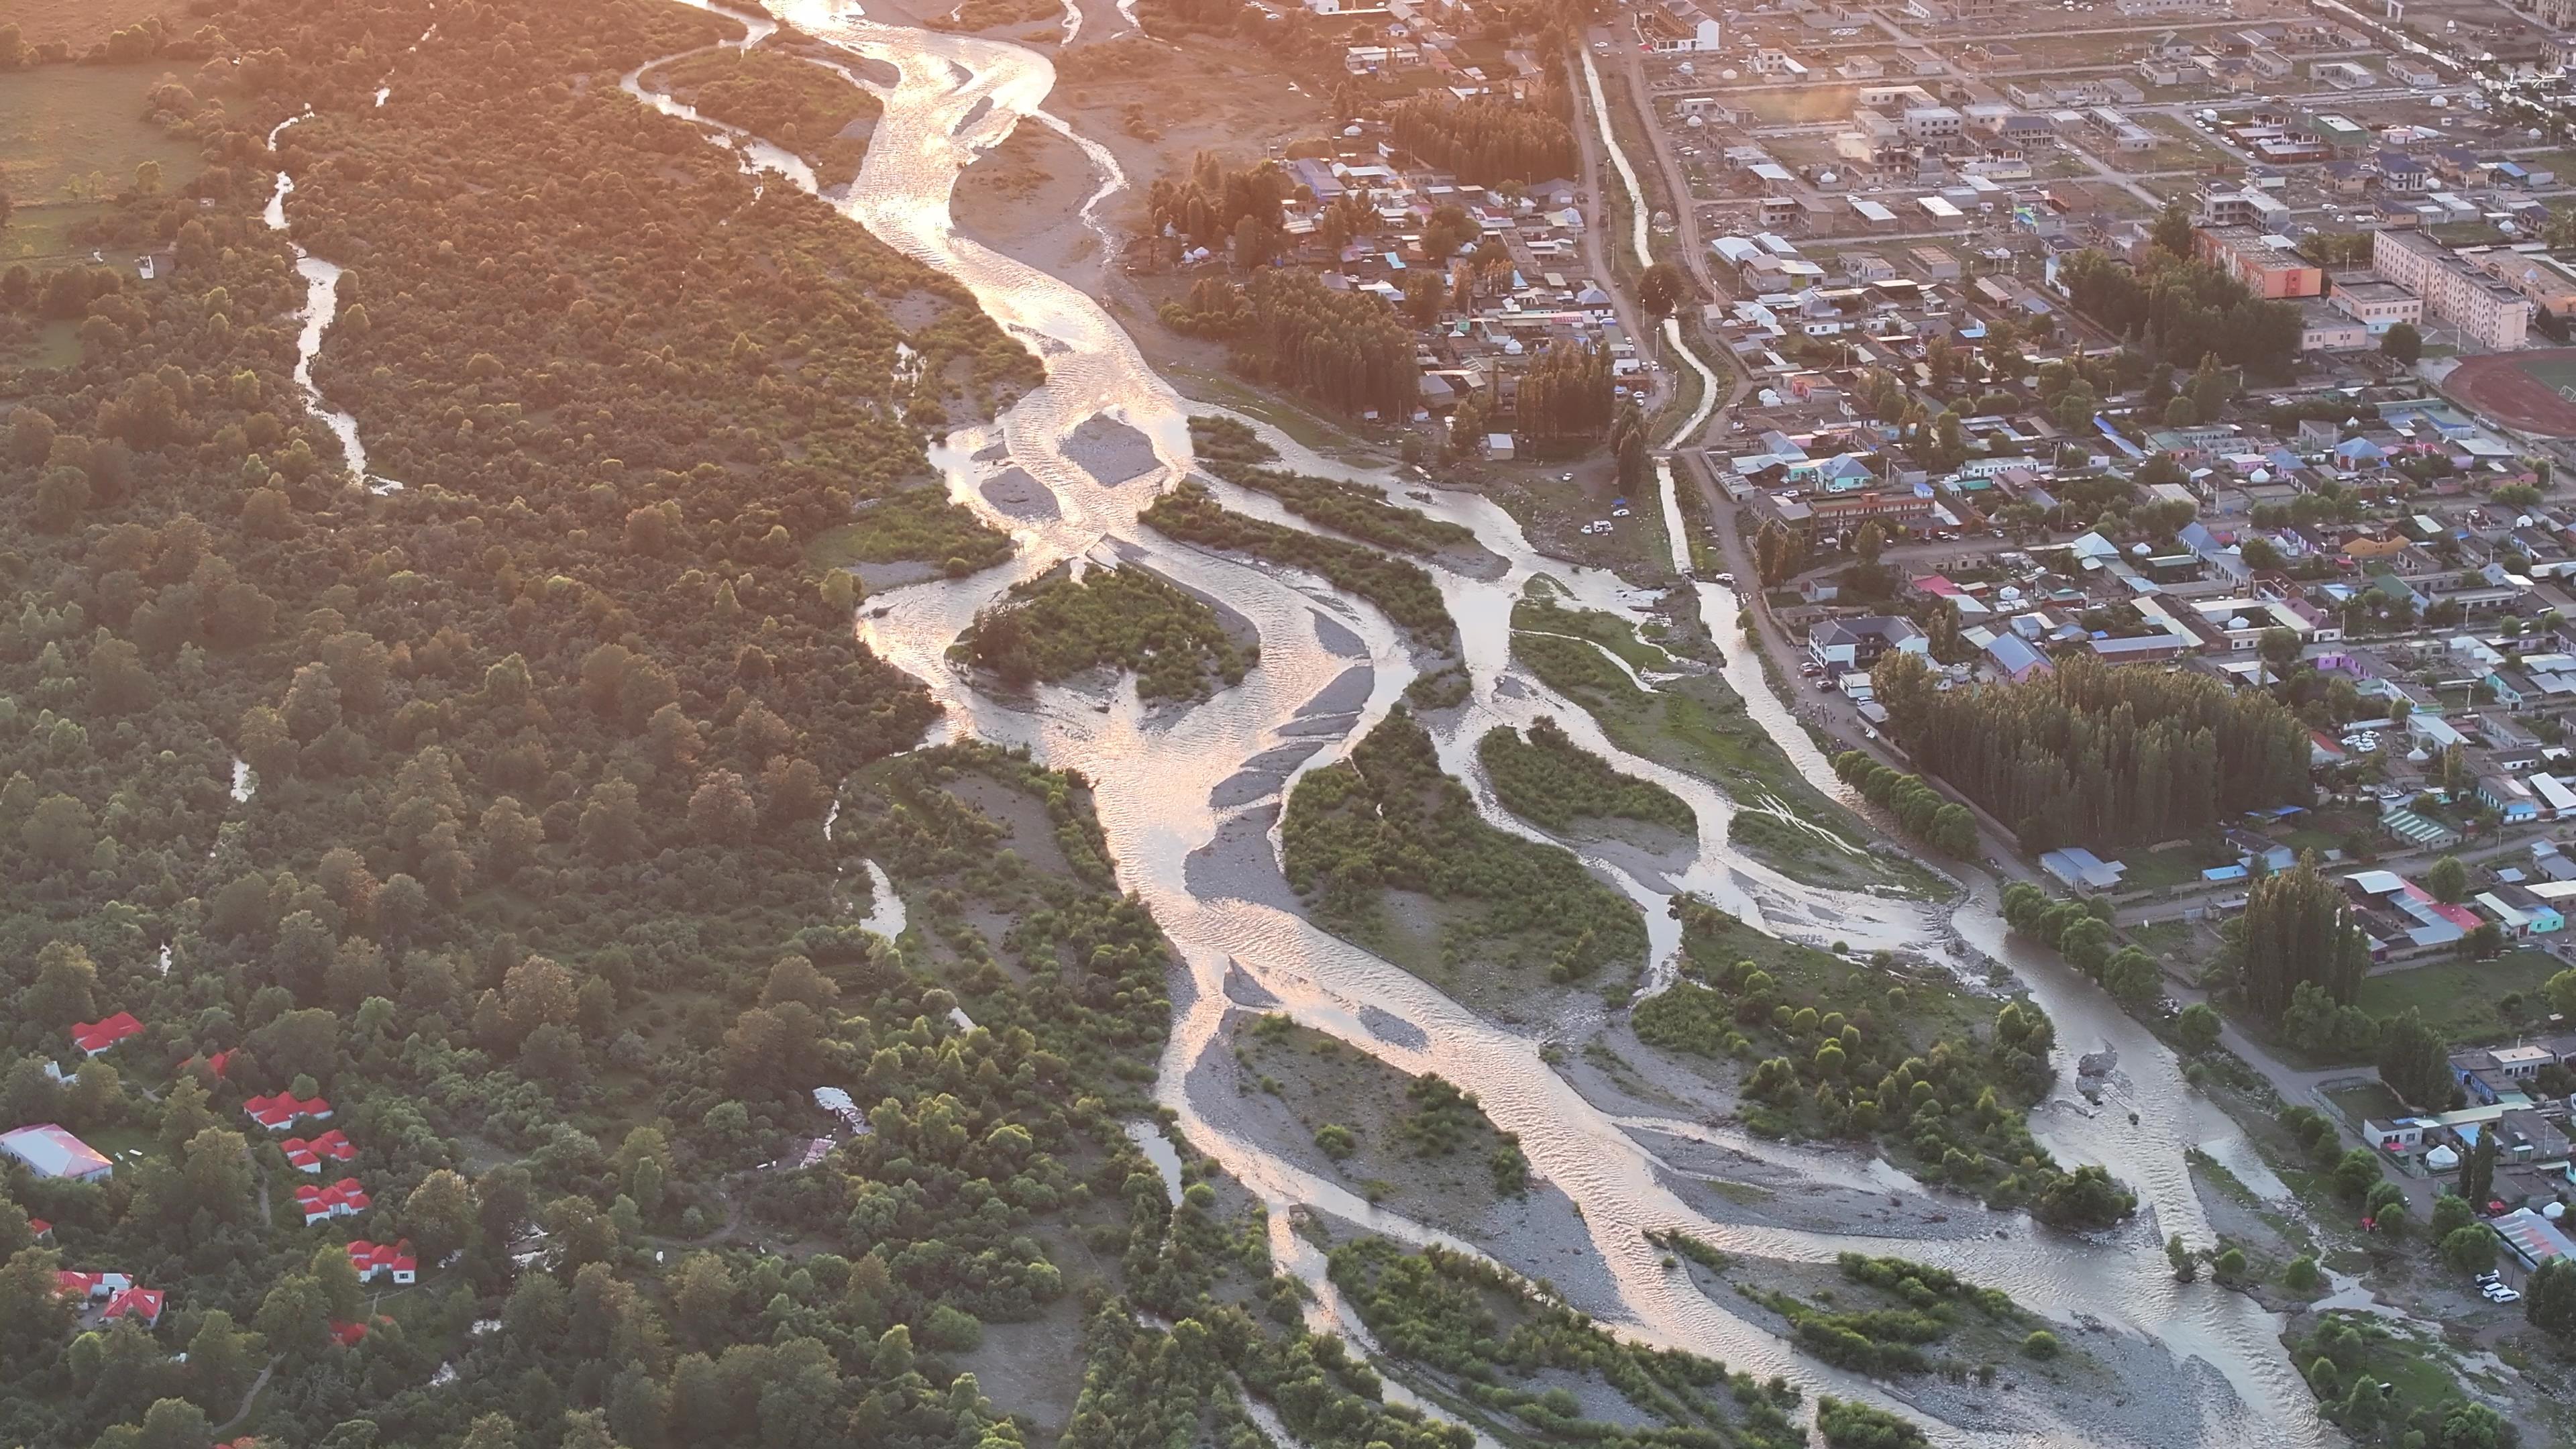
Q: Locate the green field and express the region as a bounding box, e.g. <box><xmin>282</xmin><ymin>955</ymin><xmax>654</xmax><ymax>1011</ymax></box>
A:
<box><xmin>0</xmin><ymin>63</ymin><xmax>205</xmax><ymax>262</ymax></box>
<box><xmin>2516</xmin><ymin>352</ymin><xmax>2576</xmax><ymax>394</ymax></box>
<box><xmin>2352</xmin><ymin>949</ymin><xmax>2563</xmax><ymax>1044</ymax></box>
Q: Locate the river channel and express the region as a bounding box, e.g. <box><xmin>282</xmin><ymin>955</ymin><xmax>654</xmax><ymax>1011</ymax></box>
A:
<box><xmin>600</xmin><ymin>5</ymin><xmax>2336</xmax><ymax>1443</ymax></box>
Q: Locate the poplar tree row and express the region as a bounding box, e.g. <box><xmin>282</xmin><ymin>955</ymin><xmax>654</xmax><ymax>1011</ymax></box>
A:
<box><xmin>1874</xmin><ymin>653</ymin><xmax>2312</xmax><ymax>849</ymax></box>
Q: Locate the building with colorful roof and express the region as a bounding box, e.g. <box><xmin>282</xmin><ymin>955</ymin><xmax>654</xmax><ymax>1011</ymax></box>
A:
<box><xmin>102</xmin><ymin>1286</ymin><xmax>166</xmax><ymax>1326</ymax></box>
<box><xmin>282</xmin><ymin>1129</ymin><xmax>358</xmax><ymax>1173</ymax></box>
<box><xmin>347</xmin><ymin>1239</ymin><xmax>418</xmax><ymax>1285</ymax></box>
<box><xmin>0</xmin><ymin>1122</ymin><xmax>115</xmax><ymax>1183</ymax></box>
<box><xmin>70</xmin><ymin>1012</ymin><xmax>144</xmax><ymax>1056</ymax></box>
<box><xmin>243</xmin><ymin>1093</ymin><xmax>334</xmax><ymax>1132</ymax></box>
<box><xmin>293</xmin><ymin>1178</ymin><xmax>372</xmax><ymax>1226</ymax></box>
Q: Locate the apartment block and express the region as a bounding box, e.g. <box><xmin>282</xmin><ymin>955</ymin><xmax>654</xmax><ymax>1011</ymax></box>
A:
<box><xmin>2461</xmin><ymin>245</ymin><xmax>2576</xmax><ymax>318</ymax></box>
<box><xmin>2194</xmin><ymin>227</ymin><xmax>2323</xmax><ymax>299</ymax></box>
<box><xmin>2372</xmin><ymin>228</ymin><xmax>2533</xmax><ymax>350</ymax></box>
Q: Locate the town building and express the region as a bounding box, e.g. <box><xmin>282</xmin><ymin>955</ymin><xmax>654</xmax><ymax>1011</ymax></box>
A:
<box><xmin>2195</xmin><ymin>228</ymin><xmax>2323</xmax><ymax>299</ymax></box>
<box><xmin>2371</xmin><ymin>229</ymin><xmax>2533</xmax><ymax>350</ymax></box>
<box><xmin>1807</xmin><ymin>616</ymin><xmax>1929</xmax><ymax>671</ymax></box>
<box><xmin>2328</xmin><ymin>278</ymin><xmax>2424</xmax><ymax>335</ymax></box>
<box><xmin>0</xmin><ymin>1123</ymin><xmax>115</xmax><ymax>1183</ymax></box>
<box><xmin>70</xmin><ymin>1013</ymin><xmax>143</xmax><ymax>1057</ymax></box>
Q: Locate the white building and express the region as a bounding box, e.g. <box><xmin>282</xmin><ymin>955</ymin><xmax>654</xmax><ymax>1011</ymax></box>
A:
<box><xmin>0</xmin><ymin>1122</ymin><xmax>115</xmax><ymax>1183</ymax></box>
<box><xmin>2372</xmin><ymin>229</ymin><xmax>2532</xmax><ymax>350</ymax></box>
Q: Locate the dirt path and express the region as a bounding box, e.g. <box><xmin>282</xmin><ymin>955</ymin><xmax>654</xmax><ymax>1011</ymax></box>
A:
<box><xmin>211</xmin><ymin>1357</ymin><xmax>282</xmax><ymax>1435</ymax></box>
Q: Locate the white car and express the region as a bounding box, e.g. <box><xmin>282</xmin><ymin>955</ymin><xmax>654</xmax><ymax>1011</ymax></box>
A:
<box><xmin>2488</xmin><ymin>1287</ymin><xmax>2522</xmax><ymax>1304</ymax></box>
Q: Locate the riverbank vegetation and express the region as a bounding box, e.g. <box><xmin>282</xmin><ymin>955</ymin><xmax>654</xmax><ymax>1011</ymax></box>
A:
<box><xmin>1872</xmin><ymin>652</ymin><xmax>2312</xmax><ymax>851</ymax></box>
<box><xmin>1327</xmin><ymin>1237</ymin><xmax>1810</xmax><ymax>1449</ymax></box>
<box><xmin>1142</xmin><ymin>477</ymin><xmax>1458</xmax><ymax>649</ymax></box>
<box><xmin>2289</xmin><ymin>1309</ymin><xmax>2520</xmax><ymax>1449</ymax></box>
<box><xmin>1831</xmin><ymin>751</ymin><xmax>1978</xmax><ymax>857</ymax></box>
<box><xmin>1725</xmin><ymin>1252</ymin><xmax>2031</xmax><ymax>1379</ymax></box>
<box><xmin>1816</xmin><ymin>1397</ymin><xmax>1935</xmax><ymax>1449</ymax></box>
<box><xmin>953</xmin><ymin>563</ymin><xmax>1254</xmax><ymax>701</ymax></box>
<box><xmin>808</xmin><ymin>485</ymin><xmax>1015</xmax><ymax>576</ymax></box>
<box><xmin>640</xmin><ymin>44</ymin><xmax>880</xmax><ymax>184</ymax></box>
<box><xmin>1283</xmin><ymin>709</ymin><xmax>1648</xmax><ymax>986</ymax></box>
<box><xmin>1189</xmin><ymin>415</ymin><xmax>1477</xmax><ymax>557</ymax></box>
<box><xmin>1513</xmin><ymin>596</ymin><xmax>1933</xmax><ymax>896</ymax></box>
<box><xmin>1631</xmin><ymin>902</ymin><xmax>2134</xmax><ymax>1228</ymax></box>
<box><xmin>1232</xmin><ymin>1014</ymin><xmax>1529</xmax><ymax>1207</ymax></box>
<box><xmin>1479</xmin><ymin>716</ymin><xmax>1695</xmax><ymax>837</ymax></box>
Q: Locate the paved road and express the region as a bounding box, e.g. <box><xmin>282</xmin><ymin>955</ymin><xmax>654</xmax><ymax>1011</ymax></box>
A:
<box><xmin>1567</xmin><ymin>50</ymin><xmax>1673</xmax><ymax>420</ymax></box>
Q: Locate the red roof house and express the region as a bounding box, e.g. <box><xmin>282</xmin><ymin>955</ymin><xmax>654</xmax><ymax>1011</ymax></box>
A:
<box><xmin>293</xmin><ymin>1178</ymin><xmax>371</xmax><ymax>1226</ymax></box>
<box><xmin>70</xmin><ymin>1013</ymin><xmax>144</xmax><ymax>1056</ymax></box>
<box><xmin>28</xmin><ymin>1219</ymin><xmax>50</xmax><ymax>1240</ymax></box>
<box><xmin>329</xmin><ymin>1319</ymin><xmax>370</xmax><ymax>1348</ymax></box>
<box><xmin>56</xmin><ymin>1270</ymin><xmax>131</xmax><ymax>1300</ymax></box>
<box><xmin>243</xmin><ymin>1093</ymin><xmax>333</xmax><ymax>1132</ymax></box>
<box><xmin>347</xmin><ymin>1238</ymin><xmax>418</xmax><ymax>1285</ymax></box>
<box><xmin>281</xmin><ymin>1130</ymin><xmax>357</xmax><ymax>1174</ymax></box>
<box><xmin>101</xmin><ymin>1286</ymin><xmax>165</xmax><ymax>1326</ymax></box>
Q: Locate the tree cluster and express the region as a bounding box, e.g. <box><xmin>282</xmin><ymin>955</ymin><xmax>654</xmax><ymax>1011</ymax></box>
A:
<box><xmin>1382</xmin><ymin>94</ymin><xmax>1576</xmax><ymax>187</ymax></box>
<box><xmin>1832</xmin><ymin>751</ymin><xmax>1976</xmax><ymax>857</ymax></box>
<box><xmin>951</xmin><ymin>564</ymin><xmax>1255</xmax><ymax>702</ymax></box>
<box><xmin>1479</xmin><ymin>716</ymin><xmax>1696</xmax><ymax>836</ymax></box>
<box><xmin>2057</xmin><ymin>249</ymin><xmax>2301</xmax><ymax>376</ymax></box>
<box><xmin>1874</xmin><ymin>652</ymin><xmax>2313</xmax><ymax>850</ymax></box>
<box><xmin>1282</xmin><ymin>709</ymin><xmax>1649</xmax><ymax>981</ymax></box>
<box><xmin>1161</xmin><ymin>270</ymin><xmax>1419</xmax><ymax>419</ymax></box>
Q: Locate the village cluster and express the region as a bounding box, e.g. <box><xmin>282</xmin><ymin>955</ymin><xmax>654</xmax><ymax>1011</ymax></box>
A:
<box><xmin>0</xmin><ymin>1012</ymin><xmax>414</xmax><ymax>1354</ymax></box>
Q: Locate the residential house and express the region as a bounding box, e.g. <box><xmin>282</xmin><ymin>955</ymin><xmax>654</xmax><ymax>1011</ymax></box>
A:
<box><xmin>70</xmin><ymin>1013</ymin><xmax>143</xmax><ymax>1057</ymax></box>
<box><xmin>347</xmin><ymin>1240</ymin><xmax>420</xmax><ymax>1285</ymax></box>
<box><xmin>1807</xmin><ymin>616</ymin><xmax>1929</xmax><ymax>670</ymax></box>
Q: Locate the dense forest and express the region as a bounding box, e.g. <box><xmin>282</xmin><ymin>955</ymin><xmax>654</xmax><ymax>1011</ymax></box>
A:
<box><xmin>1159</xmin><ymin>270</ymin><xmax>1420</xmax><ymax>420</ymax></box>
<box><xmin>1281</xmin><ymin>710</ymin><xmax>1647</xmax><ymax>982</ymax></box>
<box><xmin>1189</xmin><ymin>417</ymin><xmax>1475</xmax><ymax>557</ymax></box>
<box><xmin>0</xmin><ymin>0</ymin><xmax>1522</xmax><ymax>1444</ymax></box>
<box><xmin>1381</xmin><ymin>94</ymin><xmax>1576</xmax><ymax>187</ymax></box>
<box><xmin>1511</xmin><ymin>341</ymin><xmax>1613</xmax><ymax>447</ymax></box>
<box><xmin>1873</xmin><ymin>653</ymin><xmax>2312</xmax><ymax>850</ymax></box>
<box><xmin>951</xmin><ymin>563</ymin><xmax>1255</xmax><ymax>702</ymax></box>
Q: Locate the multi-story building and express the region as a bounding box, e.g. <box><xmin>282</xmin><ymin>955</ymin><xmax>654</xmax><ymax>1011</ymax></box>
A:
<box><xmin>2194</xmin><ymin>184</ymin><xmax>2288</xmax><ymax>231</ymax></box>
<box><xmin>2461</xmin><ymin>245</ymin><xmax>2576</xmax><ymax>318</ymax></box>
<box><xmin>2373</xmin><ymin>228</ymin><xmax>2534</xmax><ymax>350</ymax></box>
<box><xmin>2194</xmin><ymin>227</ymin><xmax>2324</xmax><ymax>298</ymax></box>
<box><xmin>1635</xmin><ymin>0</ymin><xmax>1723</xmax><ymax>52</ymax></box>
<box><xmin>1900</xmin><ymin>105</ymin><xmax>1965</xmax><ymax>142</ymax></box>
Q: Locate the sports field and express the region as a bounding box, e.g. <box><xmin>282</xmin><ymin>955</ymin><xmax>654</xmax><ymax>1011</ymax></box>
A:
<box><xmin>2445</xmin><ymin>347</ymin><xmax>2576</xmax><ymax>437</ymax></box>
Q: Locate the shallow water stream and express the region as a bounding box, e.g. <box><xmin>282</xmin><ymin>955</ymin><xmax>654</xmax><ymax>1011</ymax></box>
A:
<box><xmin>606</xmin><ymin>6</ymin><xmax>2332</xmax><ymax>1443</ymax></box>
